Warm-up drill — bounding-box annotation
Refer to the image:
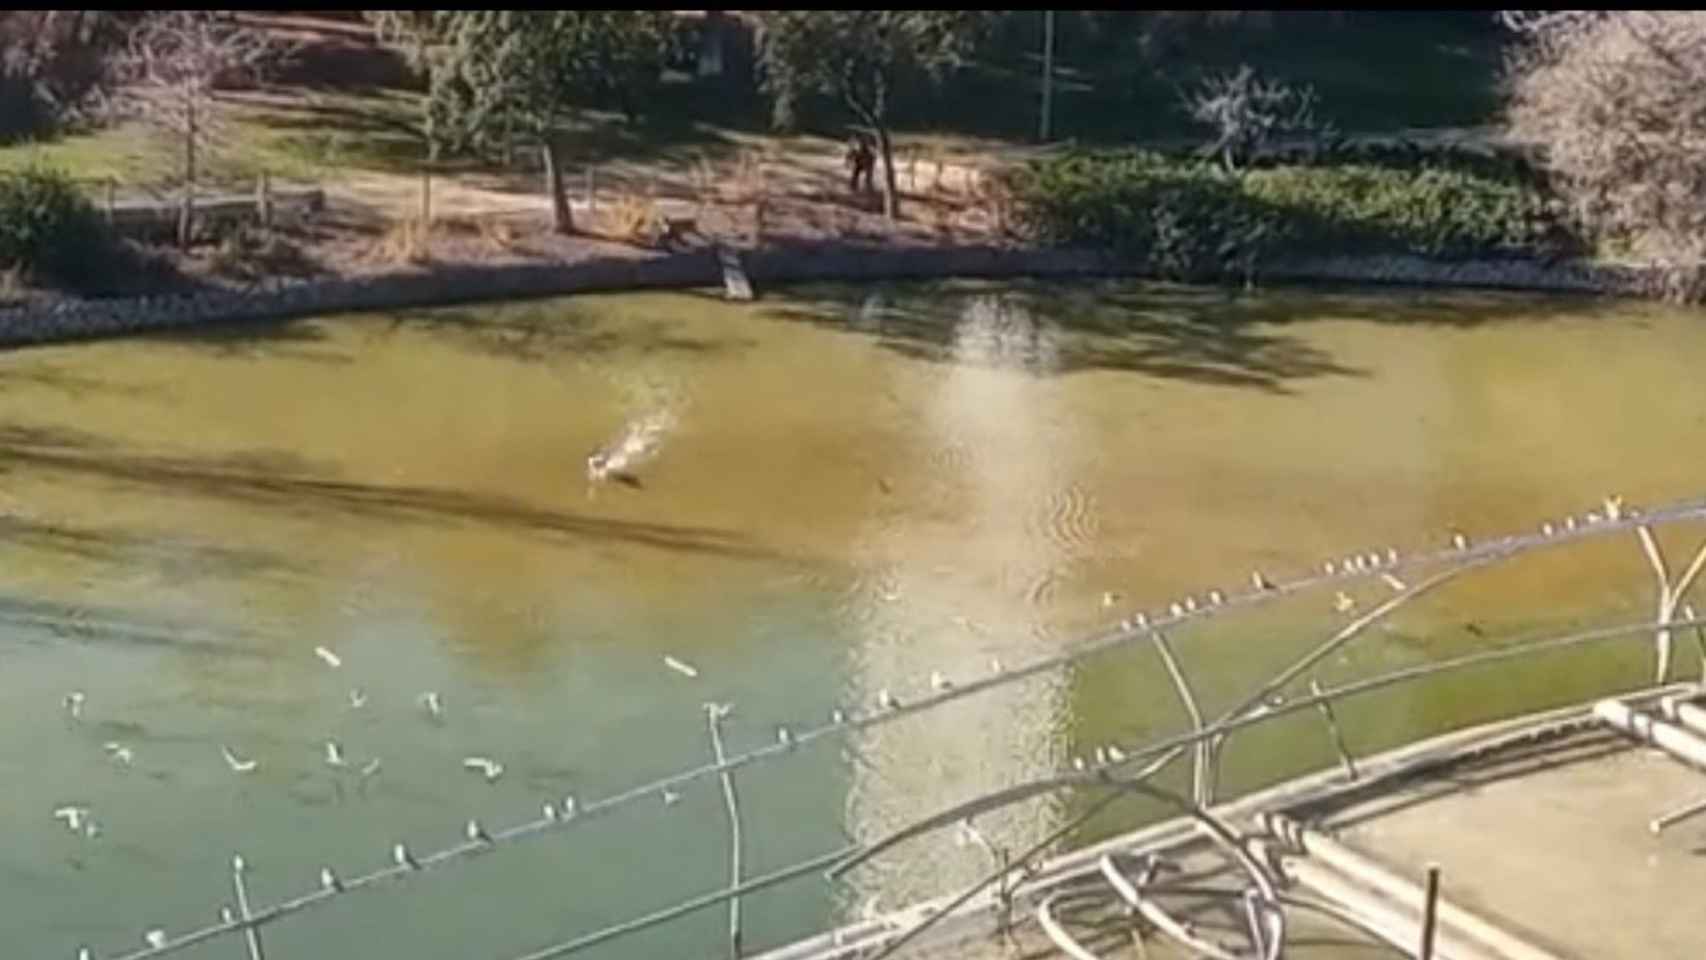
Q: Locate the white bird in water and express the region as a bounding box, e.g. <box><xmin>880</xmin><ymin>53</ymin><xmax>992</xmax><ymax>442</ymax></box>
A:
<box><xmin>221</xmin><ymin>746</ymin><xmax>258</xmax><ymax>774</ymax></box>
<box><xmin>64</xmin><ymin>691</ymin><xmax>85</xmax><ymax>721</ymax></box>
<box><xmin>990</xmin><ymin>658</ymin><xmax>1004</xmax><ymax>674</ymax></box>
<box><xmin>319</xmin><ymin>867</ymin><xmax>341</xmax><ymax>892</ymax></box>
<box><xmin>1541</xmin><ymin>522</ymin><xmax>1555</xmax><ymax>537</ymax></box>
<box><xmin>1184</xmin><ymin>596</ymin><xmax>1199</xmax><ymax>613</ymax></box>
<box><xmin>1107</xmin><ymin>745</ymin><xmax>1128</xmax><ymax>763</ymax></box>
<box><xmin>465</xmin><ymin>819</ymin><xmax>492</xmax><ymax>844</ymax></box>
<box><xmin>1324</xmin><ymin>560</ymin><xmax>1337</xmax><ymax>576</ymax></box>
<box><xmin>1101</xmin><ymin>591</ymin><xmax>1118</xmax><ymax>608</ymax></box>
<box><xmin>1451</xmin><ymin>531</ymin><xmax>1469</xmax><ymax>551</ymax></box>
<box><xmin>1208</xmin><ymin>589</ymin><xmax>1225</xmax><ymax>606</ymax></box>
<box><xmin>1169</xmin><ymin>602</ymin><xmax>1185</xmax><ymax>618</ymax></box>
<box><xmin>830</xmin><ymin>708</ymin><xmax>846</xmax><ymax>725</ymax></box>
<box><xmin>359</xmin><ymin>758</ymin><xmax>382</xmax><ymax>778</ymax></box>
<box><xmin>561</xmin><ymin>795</ymin><xmax>578</xmax><ymax>819</ymax></box>
<box><xmin>1133</xmin><ymin>612</ymin><xmax>1148</xmax><ymax>628</ymax></box>
<box><xmin>1251</xmin><ymin>571</ymin><xmax>1273</xmax><ymax>592</ymax></box>
<box><xmin>662</xmin><ymin>788</ymin><xmax>682</xmax><ymax>806</ymax></box>
<box><xmin>324</xmin><ymin>741</ymin><xmax>347</xmax><ymax>768</ymax></box>
<box><xmin>877</xmin><ymin>688</ymin><xmax>898</xmax><ymax>711</ymax></box>
<box><xmin>463</xmin><ymin>756</ymin><xmax>504</xmax><ymax>783</ymax></box>
<box><xmin>1334</xmin><ymin>591</ymin><xmax>1356</xmax><ymax>614</ymax></box>
<box><xmin>663</xmin><ymin>655</ymin><xmax>700</xmax><ymax>679</ymax></box>
<box><xmin>313</xmin><ymin>646</ymin><xmax>343</xmax><ymax>669</ymax></box>
<box><xmin>104</xmin><ymin>741</ymin><xmax>134</xmax><ymax>766</ymax></box>
<box><xmin>777</xmin><ymin>726</ymin><xmax>794</xmax><ymax>747</ymax></box>
<box><xmin>1365</xmin><ymin>552</ymin><xmax>1382</xmax><ymax>569</ymax></box>
<box><xmin>929</xmin><ymin>671</ymin><xmax>953</xmax><ymax>692</ymax></box>
<box><xmin>348</xmin><ymin>688</ymin><xmax>368</xmax><ymax>710</ymax></box>
<box><xmin>144</xmin><ymin>929</ymin><xmax>168</xmax><ymax>950</ymax></box>
<box><xmin>1565</xmin><ymin>515</ymin><xmax>1578</xmax><ymax>531</ymax></box>
<box><xmin>53</xmin><ymin>805</ymin><xmax>91</xmax><ymax>832</ymax></box>
<box><xmin>418</xmin><ymin>691</ymin><xmax>444</xmax><ymax>720</ymax></box>
<box><xmin>1604</xmin><ymin>494</ymin><xmax>1625</xmax><ymax>522</ymax></box>
<box><xmin>392</xmin><ymin>843</ymin><xmax>418</xmax><ymax>870</ymax></box>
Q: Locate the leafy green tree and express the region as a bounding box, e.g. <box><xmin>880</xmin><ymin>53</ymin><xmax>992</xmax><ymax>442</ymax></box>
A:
<box><xmin>756</xmin><ymin>11</ymin><xmax>989</xmax><ymax>220</ymax></box>
<box><xmin>369</xmin><ymin>11</ymin><xmax>673</xmax><ymax>234</ymax></box>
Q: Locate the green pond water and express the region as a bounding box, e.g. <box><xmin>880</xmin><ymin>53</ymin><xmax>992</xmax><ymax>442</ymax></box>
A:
<box><xmin>2</xmin><ymin>279</ymin><xmax>1703</xmax><ymax>959</ymax></box>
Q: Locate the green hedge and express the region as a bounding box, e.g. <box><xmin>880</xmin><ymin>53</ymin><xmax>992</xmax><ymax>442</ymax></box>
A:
<box><xmin>1001</xmin><ymin>151</ymin><xmax>1576</xmax><ymax>281</ymax></box>
<box><xmin>0</xmin><ymin>165</ymin><xmax>115</xmax><ymax>289</ymax></box>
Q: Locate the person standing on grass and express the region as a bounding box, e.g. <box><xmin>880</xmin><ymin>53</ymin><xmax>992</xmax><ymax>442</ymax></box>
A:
<box><xmin>846</xmin><ymin>132</ymin><xmax>876</xmax><ymax>196</ymax></box>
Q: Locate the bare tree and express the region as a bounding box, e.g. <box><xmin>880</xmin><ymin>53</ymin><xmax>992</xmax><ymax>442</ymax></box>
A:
<box><xmin>104</xmin><ymin>11</ymin><xmax>291</xmax><ymax>247</ymax></box>
<box><xmin>1504</xmin><ymin>11</ymin><xmax>1706</xmax><ymax>296</ymax></box>
<box><xmin>1180</xmin><ymin>65</ymin><xmax>1326</xmax><ymax>174</ymax></box>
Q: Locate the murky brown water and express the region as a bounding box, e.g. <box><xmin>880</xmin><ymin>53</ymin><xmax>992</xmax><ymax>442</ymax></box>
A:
<box><xmin>2</xmin><ymin>280</ymin><xmax>1703</xmax><ymax>959</ymax></box>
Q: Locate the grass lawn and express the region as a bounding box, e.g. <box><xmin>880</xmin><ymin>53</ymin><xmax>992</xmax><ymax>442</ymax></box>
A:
<box><xmin>0</xmin><ymin>13</ymin><xmax>1511</xmax><ymax>202</ymax></box>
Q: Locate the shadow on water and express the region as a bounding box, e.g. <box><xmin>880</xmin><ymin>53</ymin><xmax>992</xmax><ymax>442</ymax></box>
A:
<box><xmin>761</xmin><ymin>279</ymin><xmax>1652</xmax><ymax>392</ymax></box>
<box><xmin>0</xmin><ymin>513</ymin><xmax>304</xmax><ymax>584</ymax></box>
<box><xmin>763</xmin><ymin>281</ymin><xmax>1366</xmax><ymax>394</ymax></box>
<box><xmin>144</xmin><ymin>304</ymin><xmax>757</xmax><ymax>366</ymax></box>
<box><xmin>0</xmin><ymin>365</ymin><xmax>174</xmax><ymax>401</ymax></box>
<box><xmin>380</xmin><ymin>305</ymin><xmax>757</xmax><ymax>363</ymax></box>
<box><xmin>0</xmin><ymin>424</ymin><xmax>786</xmax><ymax>563</ymax></box>
<box><xmin>0</xmin><ymin>589</ymin><xmax>263</xmax><ymax>659</ymax></box>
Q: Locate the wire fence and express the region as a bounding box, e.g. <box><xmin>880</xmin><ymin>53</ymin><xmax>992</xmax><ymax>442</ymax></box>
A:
<box><xmin>69</xmin><ymin>491</ymin><xmax>1706</xmax><ymax>960</ymax></box>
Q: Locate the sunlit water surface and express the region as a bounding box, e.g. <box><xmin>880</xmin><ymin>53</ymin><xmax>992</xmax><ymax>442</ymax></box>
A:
<box><xmin>2</xmin><ymin>280</ymin><xmax>1704</xmax><ymax>959</ymax></box>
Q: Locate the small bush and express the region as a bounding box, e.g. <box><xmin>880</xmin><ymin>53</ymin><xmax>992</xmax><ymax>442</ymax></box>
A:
<box><xmin>1002</xmin><ymin>150</ymin><xmax>1578</xmax><ymax>279</ymax></box>
<box><xmin>0</xmin><ymin>165</ymin><xmax>116</xmax><ymax>289</ymax></box>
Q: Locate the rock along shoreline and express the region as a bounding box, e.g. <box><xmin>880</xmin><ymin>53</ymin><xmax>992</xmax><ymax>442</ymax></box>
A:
<box><xmin>0</xmin><ymin>243</ymin><xmax>1682</xmax><ymax>351</ymax></box>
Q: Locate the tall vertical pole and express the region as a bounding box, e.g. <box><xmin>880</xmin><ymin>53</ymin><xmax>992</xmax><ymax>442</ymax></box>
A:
<box><xmin>1419</xmin><ymin>863</ymin><xmax>1441</xmax><ymax>960</ymax></box>
<box><xmin>1039</xmin><ymin>11</ymin><xmax>1055</xmax><ymax>142</ymax></box>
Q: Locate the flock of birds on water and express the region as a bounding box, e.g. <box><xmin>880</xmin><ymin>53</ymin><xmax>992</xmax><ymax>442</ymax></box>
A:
<box><xmin>53</xmin><ymin>638</ymin><xmax>706</xmax><ymax>845</ymax></box>
<box><xmin>41</xmin><ymin>409</ymin><xmax>1640</xmax><ymax>957</ymax></box>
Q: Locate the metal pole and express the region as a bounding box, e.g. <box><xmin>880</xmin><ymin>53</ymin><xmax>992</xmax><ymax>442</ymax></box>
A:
<box><xmin>1419</xmin><ymin>863</ymin><xmax>1441</xmax><ymax>960</ymax></box>
<box><xmin>231</xmin><ymin>855</ymin><xmax>267</xmax><ymax>960</ymax></box>
<box><xmin>1039</xmin><ymin>10</ymin><xmax>1055</xmax><ymax>142</ymax></box>
<box><xmin>706</xmin><ymin>706</ymin><xmax>744</xmax><ymax>958</ymax></box>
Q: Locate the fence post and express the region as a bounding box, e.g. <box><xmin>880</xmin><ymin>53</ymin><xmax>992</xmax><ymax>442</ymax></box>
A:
<box><xmin>420</xmin><ymin>167</ymin><xmax>432</xmax><ymax>227</ymax></box>
<box><xmin>705</xmin><ymin>705</ymin><xmax>744</xmax><ymax>959</ymax></box>
<box><xmin>232</xmin><ymin>855</ymin><xmax>267</xmax><ymax>960</ymax></box>
<box><xmin>1419</xmin><ymin>863</ymin><xmax>1441</xmax><ymax>960</ymax></box>
<box><xmin>255</xmin><ymin>170</ymin><xmax>273</xmax><ymax>233</ymax></box>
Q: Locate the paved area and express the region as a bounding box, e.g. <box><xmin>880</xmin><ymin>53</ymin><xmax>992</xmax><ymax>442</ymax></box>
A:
<box><xmin>1332</xmin><ymin>733</ymin><xmax>1706</xmax><ymax>960</ymax></box>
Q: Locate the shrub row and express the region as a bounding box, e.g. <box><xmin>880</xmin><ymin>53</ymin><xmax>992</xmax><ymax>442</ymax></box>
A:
<box><xmin>0</xmin><ymin>165</ymin><xmax>117</xmax><ymax>291</ymax></box>
<box><xmin>1000</xmin><ymin>151</ymin><xmax>1579</xmax><ymax>282</ymax></box>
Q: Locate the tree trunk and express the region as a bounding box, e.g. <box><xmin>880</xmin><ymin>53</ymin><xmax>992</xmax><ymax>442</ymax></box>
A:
<box><xmin>179</xmin><ymin>92</ymin><xmax>197</xmax><ymax>249</ymax></box>
<box><xmin>876</xmin><ymin>125</ymin><xmax>899</xmax><ymax>221</ymax></box>
<box><xmin>543</xmin><ymin>135</ymin><xmax>573</xmax><ymax>234</ymax></box>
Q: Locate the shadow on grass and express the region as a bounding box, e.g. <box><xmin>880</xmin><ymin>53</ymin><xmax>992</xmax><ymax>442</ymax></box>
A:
<box><xmin>0</xmin><ymin>423</ymin><xmax>785</xmax><ymax>562</ymax></box>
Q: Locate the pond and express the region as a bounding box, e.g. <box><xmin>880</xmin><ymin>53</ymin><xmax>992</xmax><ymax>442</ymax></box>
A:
<box><xmin>3</xmin><ymin>279</ymin><xmax>1704</xmax><ymax>959</ymax></box>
